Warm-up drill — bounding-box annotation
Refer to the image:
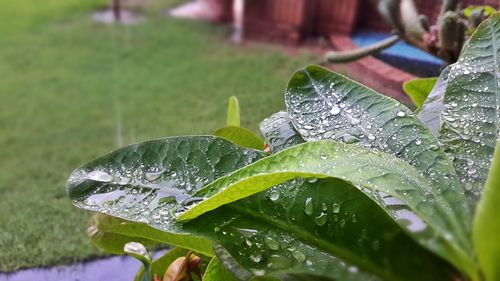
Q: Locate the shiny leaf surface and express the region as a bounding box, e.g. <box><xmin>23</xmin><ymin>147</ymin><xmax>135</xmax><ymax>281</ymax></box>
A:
<box><xmin>180</xmin><ymin>141</ymin><xmax>474</xmax><ymax>277</ymax></box>
<box><xmin>438</xmin><ymin>13</ymin><xmax>500</xmax><ymax>208</ymax></box>
<box><xmin>67</xmin><ymin>136</ymin><xmax>265</xmax><ymax>234</ymax></box>
<box><xmin>184</xmin><ymin>179</ymin><xmax>455</xmax><ymax>281</ymax></box>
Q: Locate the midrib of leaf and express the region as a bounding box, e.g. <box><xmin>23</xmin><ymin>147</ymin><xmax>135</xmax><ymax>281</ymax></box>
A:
<box><xmin>227</xmin><ymin>203</ymin><xmax>399</xmax><ymax>281</ymax></box>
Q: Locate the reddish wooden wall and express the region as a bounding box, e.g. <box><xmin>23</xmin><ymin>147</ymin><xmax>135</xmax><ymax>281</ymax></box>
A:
<box><xmin>314</xmin><ymin>0</ymin><xmax>359</xmax><ymax>35</ymax></box>
<box><xmin>358</xmin><ymin>0</ymin><xmax>500</xmax><ymax>31</ymax></box>
<box><xmin>213</xmin><ymin>0</ymin><xmax>500</xmax><ymax>43</ymax></box>
<box><xmin>243</xmin><ymin>0</ymin><xmax>314</xmax><ymax>44</ymax></box>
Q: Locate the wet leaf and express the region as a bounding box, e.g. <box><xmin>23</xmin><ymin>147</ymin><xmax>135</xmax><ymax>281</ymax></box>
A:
<box><xmin>183</xmin><ymin>178</ymin><xmax>455</xmax><ymax>281</ymax></box>
<box><xmin>403</xmin><ymin>77</ymin><xmax>437</xmax><ymax>110</ymax></box>
<box><xmin>180</xmin><ymin>141</ymin><xmax>475</xmax><ymax>277</ymax></box>
<box><xmin>204</xmin><ymin>257</ymin><xmax>239</xmax><ymax>281</ymax></box>
<box><xmin>437</xmin><ymin>13</ymin><xmax>500</xmax><ymax>208</ymax></box>
<box><xmin>87</xmin><ymin>213</ymin><xmax>214</xmax><ymax>256</ymax></box>
<box><xmin>282</xmin><ymin>65</ymin><xmax>473</xmax><ymax>271</ymax></box>
<box><xmin>259</xmin><ymin>112</ymin><xmax>304</xmax><ymax>153</ymax></box>
<box><xmin>87</xmin><ymin>213</ymin><xmax>159</xmax><ymax>255</ymax></box>
<box><xmin>227</xmin><ymin>96</ymin><xmax>241</xmax><ymax>127</ymax></box>
<box><xmin>474</xmin><ymin>141</ymin><xmax>500</xmax><ymax>281</ymax></box>
<box><xmin>417</xmin><ymin>67</ymin><xmax>451</xmax><ymax>135</ymax></box>
<box><xmin>66</xmin><ymin>136</ymin><xmax>265</xmax><ymax>234</ymax></box>
<box><xmin>214</xmin><ymin>126</ymin><xmax>264</xmax><ymax>150</ymax></box>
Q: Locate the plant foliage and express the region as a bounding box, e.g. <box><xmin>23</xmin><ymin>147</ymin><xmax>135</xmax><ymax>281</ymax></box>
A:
<box><xmin>67</xmin><ymin>13</ymin><xmax>500</xmax><ymax>281</ymax></box>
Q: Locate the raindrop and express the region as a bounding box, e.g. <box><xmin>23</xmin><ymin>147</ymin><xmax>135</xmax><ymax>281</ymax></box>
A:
<box><xmin>330</xmin><ymin>106</ymin><xmax>341</xmax><ymax>115</ymax></box>
<box><xmin>264</xmin><ymin>237</ymin><xmax>280</xmax><ymax>250</ymax></box>
<box><xmin>396</xmin><ymin>111</ymin><xmax>406</xmax><ymax>117</ymax></box>
<box><xmin>304</xmin><ymin>197</ymin><xmax>314</xmax><ymax>216</ymax></box>
<box><xmin>145</xmin><ymin>170</ymin><xmax>164</xmax><ymax>182</ymax></box>
<box><xmin>87</xmin><ymin>171</ymin><xmax>113</xmax><ymax>182</ymax></box>
<box><xmin>367</xmin><ymin>134</ymin><xmax>376</xmax><ymax>141</ymax></box>
<box><xmin>332</xmin><ymin>203</ymin><xmax>340</xmax><ymax>214</ymax></box>
<box><xmin>350</xmin><ymin>118</ymin><xmax>360</xmax><ymax>126</ymax></box>
<box><xmin>292</xmin><ymin>251</ymin><xmax>306</xmax><ymax>263</ymax></box>
<box><xmin>315</xmin><ymin>212</ymin><xmax>328</xmax><ymax>226</ymax></box>
<box><xmin>269</xmin><ymin>190</ymin><xmax>280</xmax><ymax>201</ymax></box>
<box><xmin>249</xmin><ymin>253</ymin><xmax>262</xmax><ymax>263</ymax></box>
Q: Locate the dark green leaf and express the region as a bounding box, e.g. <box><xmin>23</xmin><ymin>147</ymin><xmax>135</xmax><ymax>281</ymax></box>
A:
<box><xmin>474</xmin><ymin>141</ymin><xmax>500</xmax><ymax>281</ymax></box>
<box><xmin>282</xmin><ymin>65</ymin><xmax>472</xmax><ymax>270</ymax></box>
<box><xmin>259</xmin><ymin>112</ymin><xmax>304</xmax><ymax>153</ymax></box>
<box><xmin>214</xmin><ymin>126</ymin><xmax>264</xmax><ymax>150</ymax></box>
<box><xmin>66</xmin><ymin>136</ymin><xmax>265</xmax><ymax>234</ymax></box>
<box><xmin>184</xmin><ymin>178</ymin><xmax>455</xmax><ymax>281</ymax></box>
<box><xmin>403</xmin><ymin>77</ymin><xmax>437</xmax><ymax>110</ymax></box>
<box><xmin>180</xmin><ymin>141</ymin><xmax>475</xmax><ymax>277</ymax></box>
<box><xmin>227</xmin><ymin>96</ymin><xmax>241</xmax><ymax>127</ymax></box>
<box><xmin>438</xmin><ymin>13</ymin><xmax>500</xmax><ymax>208</ymax></box>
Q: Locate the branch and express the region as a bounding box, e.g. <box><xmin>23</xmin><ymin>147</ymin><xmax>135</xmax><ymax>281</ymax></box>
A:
<box><xmin>325</xmin><ymin>35</ymin><xmax>400</xmax><ymax>63</ymax></box>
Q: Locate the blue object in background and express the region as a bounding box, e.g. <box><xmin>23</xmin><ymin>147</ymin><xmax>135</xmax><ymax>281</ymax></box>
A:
<box><xmin>352</xmin><ymin>30</ymin><xmax>445</xmax><ymax>77</ymax></box>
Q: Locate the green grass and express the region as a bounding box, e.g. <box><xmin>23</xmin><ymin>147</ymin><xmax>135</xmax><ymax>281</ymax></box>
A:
<box><xmin>0</xmin><ymin>0</ymin><xmax>315</xmax><ymax>272</ymax></box>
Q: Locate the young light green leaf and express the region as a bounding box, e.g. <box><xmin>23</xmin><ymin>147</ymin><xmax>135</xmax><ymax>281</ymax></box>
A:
<box><xmin>227</xmin><ymin>96</ymin><xmax>241</xmax><ymax>127</ymax></box>
<box><xmin>66</xmin><ymin>136</ymin><xmax>265</xmax><ymax>234</ymax></box>
<box><xmin>184</xmin><ymin>179</ymin><xmax>455</xmax><ymax>281</ymax></box>
<box><xmin>214</xmin><ymin>126</ymin><xmax>264</xmax><ymax>150</ymax></box>
<box><xmin>259</xmin><ymin>112</ymin><xmax>304</xmax><ymax>153</ymax></box>
<box><xmin>87</xmin><ymin>213</ymin><xmax>159</xmax><ymax>255</ymax></box>
<box><xmin>438</xmin><ymin>13</ymin><xmax>500</xmax><ymax>208</ymax></box>
<box><xmin>403</xmin><ymin>77</ymin><xmax>438</xmax><ymax>110</ymax></box>
<box><xmin>474</xmin><ymin>141</ymin><xmax>500</xmax><ymax>281</ymax></box>
<box><xmin>88</xmin><ymin>213</ymin><xmax>214</xmax><ymax>256</ymax></box>
<box><xmin>180</xmin><ymin>141</ymin><xmax>475</xmax><ymax>277</ymax></box>
<box><xmin>204</xmin><ymin>257</ymin><xmax>240</xmax><ymax>281</ymax></box>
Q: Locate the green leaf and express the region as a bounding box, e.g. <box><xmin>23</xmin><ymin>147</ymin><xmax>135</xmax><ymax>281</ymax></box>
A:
<box><xmin>282</xmin><ymin>65</ymin><xmax>472</xmax><ymax>265</ymax></box>
<box><xmin>227</xmin><ymin>96</ymin><xmax>241</xmax><ymax>127</ymax></box>
<box><xmin>214</xmin><ymin>126</ymin><xmax>264</xmax><ymax>150</ymax></box>
<box><xmin>417</xmin><ymin>67</ymin><xmax>451</xmax><ymax>135</ymax></box>
<box><xmin>474</xmin><ymin>141</ymin><xmax>500</xmax><ymax>281</ymax></box>
<box><xmin>66</xmin><ymin>136</ymin><xmax>265</xmax><ymax>234</ymax></box>
<box><xmin>403</xmin><ymin>77</ymin><xmax>437</xmax><ymax>110</ymax></box>
<box><xmin>464</xmin><ymin>5</ymin><xmax>497</xmax><ymax>18</ymax></box>
<box><xmin>184</xmin><ymin>178</ymin><xmax>455</xmax><ymax>281</ymax></box>
<box><xmin>88</xmin><ymin>213</ymin><xmax>214</xmax><ymax>256</ymax></box>
<box><xmin>180</xmin><ymin>141</ymin><xmax>475</xmax><ymax>277</ymax></box>
<box><xmin>204</xmin><ymin>257</ymin><xmax>240</xmax><ymax>281</ymax></box>
<box><xmin>259</xmin><ymin>112</ymin><xmax>304</xmax><ymax>153</ymax></box>
<box><xmin>87</xmin><ymin>213</ymin><xmax>158</xmax><ymax>255</ymax></box>
<box><xmin>438</xmin><ymin>13</ymin><xmax>500</xmax><ymax>208</ymax></box>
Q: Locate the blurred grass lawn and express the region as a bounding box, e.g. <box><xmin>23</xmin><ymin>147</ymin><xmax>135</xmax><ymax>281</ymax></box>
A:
<box><xmin>0</xmin><ymin>0</ymin><xmax>315</xmax><ymax>271</ymax></box>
